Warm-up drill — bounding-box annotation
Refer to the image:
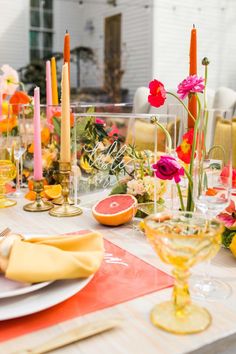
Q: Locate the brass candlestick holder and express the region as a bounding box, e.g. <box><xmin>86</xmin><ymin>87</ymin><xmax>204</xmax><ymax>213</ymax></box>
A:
<box><xmin>23</xmin><ymin>179</ymin><xmax>53</xmax><ymax>212</ymax></box>
<box><xmin>49</xmin><ymin>162</ymin><xmax>83</xmax><ymax>217</ymax></box>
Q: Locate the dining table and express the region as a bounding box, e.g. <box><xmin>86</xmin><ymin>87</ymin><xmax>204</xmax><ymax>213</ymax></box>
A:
<box><xmin>0</xmin><ymin>191</ymin><xmax>236</xmax><ymax>354</ymax></box>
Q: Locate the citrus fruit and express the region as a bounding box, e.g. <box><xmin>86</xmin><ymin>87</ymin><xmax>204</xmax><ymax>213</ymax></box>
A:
<box><xmin>44</xmin><ymin>184</ymin><xmax>62</xmax><ymax>199</ymax></box>
<box><xmin>25</xmin><ymin>190</ymin><xmax>36</xmax><ymax>201</ymax></box>
<box><xmin>92</xmin><ymin>194</ymin><xmax>137</xmax><ymax>226</ymax></box>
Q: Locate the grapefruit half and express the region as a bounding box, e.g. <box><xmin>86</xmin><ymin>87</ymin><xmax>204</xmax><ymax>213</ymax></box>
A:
<box><xmin>92</xmin><ymin>194</ymin><xmax>137</xmax><ymax>226</ymax></box>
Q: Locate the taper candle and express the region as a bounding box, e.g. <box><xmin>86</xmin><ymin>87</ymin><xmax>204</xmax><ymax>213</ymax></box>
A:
<box><xmin>33</xmin><ymin>87</ymin><xmax>43</xmax><ymax>181</ymax></box>
<box><xmin>188</xmin><ymin>25</ymin><xmax>197</xmax><ymax>129</ymax></box>
<box><xmin>46</xmin><ymin>60</ymin><xmax>52</xmax><ymax>122</ymax></box>
<box><xmin>51</xmin><ymin>57</ymin><xmax>58</xmax><ymax>105</ymax></box>
<box><xmin>60</xmin><ymin>63</ymin><xmax>71</xmax><ymax>163</ymax></box>
<box><xmin>63</xmin><ymin>30</ymin><xmax>70</xmax><ymax>83</ymax></box>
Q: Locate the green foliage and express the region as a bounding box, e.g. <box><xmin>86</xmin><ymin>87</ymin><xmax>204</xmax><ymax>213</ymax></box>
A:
<box><xmin>222</xmin><ymin>228</ymin><xmax>236</xmax><ymax>248</ymax></box>
<box><xmin>110</xmin><ymin>183</ymin><xmax>127</xmax><ymax>195</ymax></box>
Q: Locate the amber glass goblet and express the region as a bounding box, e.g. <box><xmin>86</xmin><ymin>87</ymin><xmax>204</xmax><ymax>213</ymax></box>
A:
<box><xmin>0</xmin><ymin>148</ymin><xmax>17</xmax><ymax>208</ymax></box>
<box><xmin>144</xmin><ymin>211</ymin><xmax>223</xmax><ymax>334</ymax></box>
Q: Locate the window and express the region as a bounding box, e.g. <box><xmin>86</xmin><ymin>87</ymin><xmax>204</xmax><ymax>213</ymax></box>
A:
<box><xmin>30</xmin><ymin>0</ymin><xmax>53</xmax><ymax>61</ymax></box>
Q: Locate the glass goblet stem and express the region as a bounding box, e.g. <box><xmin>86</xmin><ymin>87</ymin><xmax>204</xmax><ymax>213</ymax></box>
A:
<box><xmin>172</xmin><ymin>267</ymin><xmax>191</xmax><ymax>315</ymax></box>
<box><xmin>15</xmin><ymin>158</ymin><xmax>21</xmax><ymax>193</ymax></box>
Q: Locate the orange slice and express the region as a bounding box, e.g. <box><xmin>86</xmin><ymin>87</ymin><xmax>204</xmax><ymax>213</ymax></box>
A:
<box><xmin>44</xmin><ymin>184</ymin><xmax>62</xmax><ymax>199</ymax></box>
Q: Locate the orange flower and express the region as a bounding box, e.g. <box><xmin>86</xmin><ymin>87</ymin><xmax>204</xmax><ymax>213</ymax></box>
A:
<box><xmin>176</xmin><ymin>128</ymin><xmax>194</xmax><ymax>164</ymax></box>
<box><xmin>9</xmin><ymin>91</ymin><xmax>30</xmax><ymax>114</ymax></box>
<box><xmin>28</xmin><ymin>143</ymin><xmax>34</xmax><ymax>154</ymax></box>
<box><xmin>52</xmin><ymin>110</ymin><xmax>74</xmax><ymax>127</ymax></box>
<box><xmin>0</xmin><ymin>115</ymin><xmax>17</xmax><ymax>133</ymax></box>
<box><xmin>41</xmin><ymin>126</ymin><xmax>51</xmax><ymax>145</ymax></box>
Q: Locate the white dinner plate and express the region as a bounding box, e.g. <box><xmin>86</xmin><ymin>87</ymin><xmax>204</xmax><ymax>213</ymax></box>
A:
<box><xmin>0</xmin><ymin>275</ymin><xmax>51</xmax><ymax>299</ymax></box>
<box><xmin>0</xmin><ymin>276</ymin><xmax>93</xmax><ymax>321</ymax></box>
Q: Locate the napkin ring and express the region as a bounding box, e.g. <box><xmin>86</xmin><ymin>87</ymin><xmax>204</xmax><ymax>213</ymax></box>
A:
<box><xmin>23</xmin><ymin>179</ymin><xmax>53</xmax><ymax>212</ymax></box>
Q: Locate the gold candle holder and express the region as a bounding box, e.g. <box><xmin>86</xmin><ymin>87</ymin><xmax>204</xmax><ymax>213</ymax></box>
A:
<box><xmin>23</xmin><ymin>180</ymin><xmax>53</xmax><ymax>212</ymax></box>
<box><xmin>49</xmin><ymin>162</ymin><xmax>83</xmax><ymax>217</ymax></box>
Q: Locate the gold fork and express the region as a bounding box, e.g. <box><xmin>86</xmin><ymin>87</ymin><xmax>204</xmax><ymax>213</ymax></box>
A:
<box><xmin>0</xmin><ymin>227</ymin><xmax>11</xmax><ymax>237</ymax></box>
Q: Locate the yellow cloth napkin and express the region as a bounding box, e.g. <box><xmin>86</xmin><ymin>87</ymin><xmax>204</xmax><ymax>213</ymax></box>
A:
<box><xmin>5</xmin><ymin>231</ymin><xmax>104</xmax><ymax>283</ymax></box>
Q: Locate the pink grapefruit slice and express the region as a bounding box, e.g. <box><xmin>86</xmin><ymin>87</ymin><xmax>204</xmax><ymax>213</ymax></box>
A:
<box><xmin>92</xmin><ymin>194</ymin><xmax>137</xmax><ymax>226</ymax></box>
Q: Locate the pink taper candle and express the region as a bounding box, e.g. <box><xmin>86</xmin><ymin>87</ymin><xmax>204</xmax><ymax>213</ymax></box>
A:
<box><xmin>60</xmin><ymin>63</ymin><xmax>71</xmax><ymax>163</ymax></box>
<box><xmin>33</xmin><ymin>87</ymin><xmax>43</xmax><ymax>181</ymax></box>
<box><xmin>46</xmin><ymin>60</ymin><xmax>52</xmax><ymax>122</ymax></box>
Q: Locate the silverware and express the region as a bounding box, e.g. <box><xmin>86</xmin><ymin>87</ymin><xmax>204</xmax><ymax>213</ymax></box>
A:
<box><xmin>0</xmin><ymin>227</ymin><xmax>11</xmax><ymax>237</ymax></box>
<box><xmin>13</xmin><ymin>318</ymin><xmax>122</xmax><ymax>354</ymax></box>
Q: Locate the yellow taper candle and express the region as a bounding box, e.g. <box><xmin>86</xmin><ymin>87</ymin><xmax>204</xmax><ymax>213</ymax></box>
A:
<box><xmin>51</xmin><ymin>57</ymin><xmax>58</xmax><ymax>105</ymax></box>
<box><xmin>60</xmin><ymin>63</ymin><xmax>71</xmax><ymax>163</ymax></box>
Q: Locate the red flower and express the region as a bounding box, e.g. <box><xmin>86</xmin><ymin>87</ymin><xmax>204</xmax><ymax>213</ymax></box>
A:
<box><xmin>148</xmin><ymin>80</ymin><xmax>166</xmax><ymax>108</ymax></box>
<box><xmin>9</xmin><ymin>91</ymin><xmax>30</xmax><ymax>114</ymax></box>
<box><xmin>220</xmin><ymin>166</ymin><xmax>236</xmax><ymax>189</ymax></box>
<box><xmin>108</xmin><ymin>126</ymin><xmax>120</xmax><ymax>141</ymax></box>
<box><xmin>176</xmin><ymin>128</ymin><xmax>194</xmax><ymax>164</ymax></box>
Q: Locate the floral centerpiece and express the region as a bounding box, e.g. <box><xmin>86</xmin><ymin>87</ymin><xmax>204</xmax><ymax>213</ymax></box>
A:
<box><xmin>147</xmin><ymin>59</ymin><xmax>236</xmax><ymax>255</ymax></box>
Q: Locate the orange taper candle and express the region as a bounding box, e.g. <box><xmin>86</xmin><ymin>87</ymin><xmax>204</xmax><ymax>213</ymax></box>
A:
<box><xmin>51</xmin><ymin>57</ymin><xmax>58</xmax><ymax>105</ymax></box>
<box><xmin>63</xmin><ymin>30</ymin><xmax>70</xmax><ymax>83</ymax></box>
<box><xmin>188</xmin><ymin>25</ymin><xmax>197</xmax><ymax>129</ymax></box>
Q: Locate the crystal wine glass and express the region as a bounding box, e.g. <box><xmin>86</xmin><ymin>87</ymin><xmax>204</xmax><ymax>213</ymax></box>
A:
<box><xmin>192</xmin><ymin>109</ymin><xmax>233</xmax><ymax>300</ymax></box>
<box><xmin>144</xmin><ymin>211</ymin><xmax>223</xmax><ymax>334</ymax></box>
<box><xmin>6</xmin><ymin>104</ymin><xmax>30</xmax><ymax>197</ymax></box>
<box><xmin>0</xmin><ymin>146</ymin><xmax>17</xmax><ymax>208</ymax></box>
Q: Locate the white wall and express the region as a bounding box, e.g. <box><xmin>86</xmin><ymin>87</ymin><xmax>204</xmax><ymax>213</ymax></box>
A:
<box><xmin>78</xmin><ymin>0</ymin><xmax>153</xmax><ymax>98</ymax></box>
<box><xmin>0</xmin><ymin>0</ymin><xmax>29</xmax><ymax>70</ymax></box>
<box><xmin>152</xmin><ymin>0</ymin><xmax>236</xmax><ymax>91</ymax></box>
<box><xmin>53</xmin><ymin>0</ymin><xmax>83</xmax><ymax>88</ymax></box>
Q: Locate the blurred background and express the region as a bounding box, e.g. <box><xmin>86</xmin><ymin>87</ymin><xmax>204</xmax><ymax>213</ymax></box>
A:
<box><xmin>0</xmin><ymin>0</ymin><xmax>235</xmax><ymax>102</ymax></box>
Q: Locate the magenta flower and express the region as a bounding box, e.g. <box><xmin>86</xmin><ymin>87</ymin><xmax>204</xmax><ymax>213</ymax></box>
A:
<box><xmin>152</xmin><ymin>155</ymin><xmax>184</xmax><ymax>183</ymax></box>
<box><xmin>177</xmin><ymin>75</ymin><xmax>205</xmax><ymax>100</ymax></box>
<box><xmin>218</xmin><ymin>200</ymin><xmax>236</xmax><ymax>230</ymax></box>
<box><xmin>95</xmin><ymin>118</ymin><xmax>105</xmax><ymax>125</ymax></box>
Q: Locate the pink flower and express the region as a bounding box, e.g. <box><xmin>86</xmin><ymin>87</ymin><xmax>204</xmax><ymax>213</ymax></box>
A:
<box><xmin>95</xmin><ymin>118</ymin><xmax>105</xmax><ymax>125</ymax></box>
<box><xmin>220</xmin><ymin>166</ymin><xmax>236</xmax><ymax>189</ymax></box>
<box><xmin>177</xmin><ymin>75</ymin><xmax>205</xmax><ymax>100</ymax></box>
<box><xmin>148</xmin><ymin>79</ymin><xmax>166</xmax><ymax>108</ymax></box>
<box><xmin>218</xmin><ymin>200</ymin><xmax>236</xmax><ymax>230</ymax></box>
<box><xmin>108</xmin><ymin>126</ymin><xmax>119</xmax><ymax>137</ymax></box>
<box><xmin>152</xmin><ymin>155</ymin><xmax>184</xmax><ymax>183</ymax></box>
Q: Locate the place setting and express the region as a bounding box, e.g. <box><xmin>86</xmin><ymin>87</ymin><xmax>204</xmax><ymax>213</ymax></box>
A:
<box><xmin>0</xmin><ymin>2</ymin><xmax>236</xmax><ymax>354</ymax></box>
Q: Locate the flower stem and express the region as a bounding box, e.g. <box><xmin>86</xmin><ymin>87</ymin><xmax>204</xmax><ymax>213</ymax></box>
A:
<box><xmin>166</xmin><ymin>91</ymin><xmax>196</xmax><ymax>124</ymax></box>
<box><xmin>203</xmin><ymin>65</ymin><xmax>208</xmax><ymax>110</ymax></box>
<box><xmin>186</xmin><ymin>95</ymin><xmax>201</xmax><ymax>211</ymax></box>
<box><xmin>176</xmin><ymin>183</ymin><xmax>185</xmax><ymax>211</ymax></box>
<box><xmin>151</xmin><ymin>116</ymin><xmax>172</xmax><ymax>153</ymax></box>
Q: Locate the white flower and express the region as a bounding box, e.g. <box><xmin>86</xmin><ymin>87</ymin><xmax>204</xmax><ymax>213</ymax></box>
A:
<box><xmin>127</xmin><ymin>179</ymin><xmax>146</xmax><ymax>196</ymax></box>
<box><xmin>0</xmin><ymin>64</ymin><xmax>19</xmax><ymax>95</ymax></box>
<box><xmin>143</xmin><ymin>176</ymin><xmax>166</xmax><ymax>201</ymax></box>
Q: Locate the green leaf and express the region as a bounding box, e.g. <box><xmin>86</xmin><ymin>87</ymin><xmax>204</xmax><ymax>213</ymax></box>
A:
<box><xmin>110</xmin><ymin>183</ymin><xmax>127</xmax><ymax>195</ymax></box>
<box><xmin>52</xmin><ymin>117</ymin><xmax>61</xmax><ymax>136</ymax></box>
<box><xmin>221</xmin><ymin>228</ymin><xmax>236</xmax><ymax>248</ymax></box>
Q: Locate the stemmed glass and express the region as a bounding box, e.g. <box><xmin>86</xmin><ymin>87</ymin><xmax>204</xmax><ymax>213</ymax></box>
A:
<box><xmin>144</xmin><ymin>211</ymin><xmax>223</xmax><ymax>334</ymax></box>
<box><xmin>6</xmin><ymin>104</ymin><xmax>29</xmax><ymax>197</ymax></box>
<box><xmin>191</xmin><ymin>109</ymin><xmax>233</xmax><ymax>300</ymax></box>
<box><xmin>0</xmin><ymin>146</ymin><xmax>17</xmax><ymax>208</ymax></box>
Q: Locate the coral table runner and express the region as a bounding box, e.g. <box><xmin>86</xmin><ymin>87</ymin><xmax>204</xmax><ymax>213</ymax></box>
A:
<box><xmin>0</xmin><ymin>238</ymin><xmax>173</xmax><ymax>342</ymax></box>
